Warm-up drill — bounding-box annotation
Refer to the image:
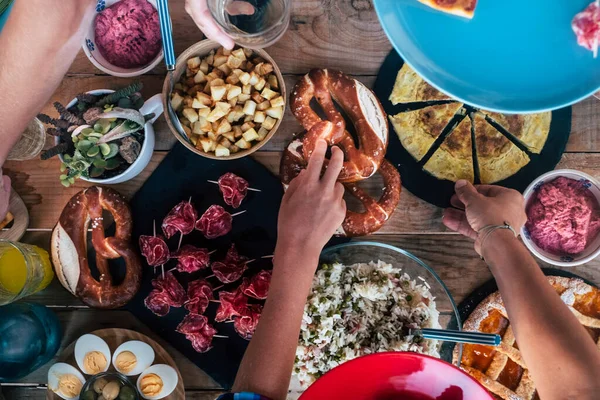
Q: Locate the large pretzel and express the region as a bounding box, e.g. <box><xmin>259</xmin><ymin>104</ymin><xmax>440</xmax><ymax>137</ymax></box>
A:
<box><xmin>291</xmin><ymin>69</ymin><xmax>388</xmax><ymax>183</ymax></box>
<box><xmin>281</xmin><ymin>138</ymin><xmax>402</xmax><ymax>237</ymax></box>
<box><xmin>51</xmin><ymin>186</ymin><xmax>141</xmax><ymax>309</ymax></box>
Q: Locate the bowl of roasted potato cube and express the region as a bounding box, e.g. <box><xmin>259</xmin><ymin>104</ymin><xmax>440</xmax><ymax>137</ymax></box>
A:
<box><xmin>162</xmin><ymin>40</ymin><xmax>286</xmax><ymax>159</ymax></box>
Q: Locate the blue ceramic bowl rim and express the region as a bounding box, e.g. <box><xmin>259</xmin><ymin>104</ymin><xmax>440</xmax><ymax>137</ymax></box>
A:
<box><xmin>371</xmin><ymin>1</ymin><xmax>600</xmax><ymax>114</ymax></box>
<box><xmin>319</xmin><ymin>241</ymin><xmax>463</xmax><ymax>364</ymax></box>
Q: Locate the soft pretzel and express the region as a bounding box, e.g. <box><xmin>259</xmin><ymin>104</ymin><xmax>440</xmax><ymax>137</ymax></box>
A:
<box><xmin>51</xmin><ymin>186</ymin><xmax>141</xmax><ymax>309</ymax></box>
<box><xmin>280</xmin><ymin>139</ymin><xmax>401</xmax><ymax>237</ymax></box>
<box><xmin>290</xmin><ymin>69</ymin><xmax>388</xmax><ymax>183</ymax></box>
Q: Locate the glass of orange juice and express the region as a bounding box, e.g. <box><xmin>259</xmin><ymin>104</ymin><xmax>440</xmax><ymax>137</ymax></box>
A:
<box><xmin>0</xmin><ymin>240</ymin><xmax>54</xmax><ymax>305</ymax></box>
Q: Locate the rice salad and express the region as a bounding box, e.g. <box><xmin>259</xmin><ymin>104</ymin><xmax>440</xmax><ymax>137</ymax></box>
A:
<box><xmin>294</xmin><ymin>260</ymin><xmax>441</xmax><ymax>388</ymax></box>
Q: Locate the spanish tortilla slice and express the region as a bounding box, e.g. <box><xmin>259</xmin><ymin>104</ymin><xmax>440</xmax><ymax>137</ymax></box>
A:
<box><xmin>416</xmin><ymin>0</ymin><xmax>477</xmax><ymax>19</ymax></box>
<box><xmin>424</xmin><ymin>115</ymin><xmax>474</xmax><ymax>183</ymax></box>
<box><xmin>388</xmin><ymin>102</ymin><xmax>464</xmax><ymax>162</ymax></box>
<box><xmin>481</xmin><ymin>110</ymin><xmax>552</xmax><ymax>154</ymax></box>
<box><xmin>472</xmin><ymin>112</ymin><xmax>530</xmax><ymax>184</ymax></box>
<box><xmin>390</xmin><ymin>63</ymin><xmax>452</xmax><ymax>104</ymax></box>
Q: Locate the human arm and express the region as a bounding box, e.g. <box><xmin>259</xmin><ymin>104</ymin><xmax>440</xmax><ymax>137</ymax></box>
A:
<box><xmin>185</xmin><ymin>0</ymin><xmax>255</xmax><ymax>49</ymax></box>
<box><xmin>443</xmin><ymin>180</ymin><xmax>600</xmax><ymax>400</ymax></box>
<box><xmin>0</xmin><ymin>0</ymin><xmax>96</xmax><ymax>166</ymax></box>
<box><xmin>231</xmin><ymin>140</ymin><xmax>346</xmax><ymax>400</ymax></box>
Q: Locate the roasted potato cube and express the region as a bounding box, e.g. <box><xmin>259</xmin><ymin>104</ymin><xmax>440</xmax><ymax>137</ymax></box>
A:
<box><xmin>226</xmin><ymin>74</ymin><xmax>240</xmax><ymax>85</ymax></box>
<box><xmin>199</xmin><ymin>117</ymin><xmax>212</xmax><ymax>132</ymax></box>
<box><xmin>211</xmin><ymin>86</ymin><xmax>227</xmax><ymax>101</ymax></box>
<box><xmin>242</xmin><ymin>100</ymin><xmax>257</xmax><ymax>116</ymax></box>
<box><xmin>242</xmin><ymin>128</ymin><xmax>259</xmax><ymax>142</ymax></box>
<box><xmin>194</xmin><ymin>70</ymin><xmax>207</xmax><ymax>83</ymax></box>
<box><xmin>261</xmin><ymin>88</ymin><xmax>278</xmax><ymax>100</ymax></box>
<box><xmin>190</xmin><ymin>133</ymin><xmax>199</xmax><ymax>146</ymax></box>
<box><xmin>227</xmin><ymin>86</ymin><xmax>242</xmax><ymax>100</ymax></box>
<box><xmin>230</xmin><ymin>145</ymin><xmax>240</xmax><ymax>153</ymax></box>
<box><xmin>200</xmin><ymin>137</ymin><xmax>215</xmax><ymax>153</ymax></box>
<box><xmin>215</xmin><ymin>144</ymin><xmax>230</xmax><ymax>157</ymax></box>
<box><xmin>235</xmin><ymin>138</ymin><xmax>251</xmax><ymax>149</ymax></box>
<box><xmin>206</xmin><ymin>52</ymin><xmax>214</xmax><ymax>65</ymax></box>
<box><xmin>182</xmin><ymin>108</ymin><xmax>199</xmax><ymax>123</ymax></box>
<box><xmin>171</xmin><ymin>93</ymin><xmax>184</xmax><ymax>111</ymax></box>
<box><xmin>182</xmin><ymin>124</ymin><xmax>192</xmax><ymax>137</ymax></box>
<box><xmin>268</xmin><ymin>74</ymin><xmax>279</xmax><ymax>90</ymax></box>
<box><xmin>216</xmin><ymin>119</ymin><xmax>232</xmax><ymax>134</ymax></box>
<box><xmin>238</xmin><ymin>93</ymin><xmax>251</xmax><ymax>104</ymax></box>
<box><xmin>196</xmin><ymin>92</ymin><xmax>213</xmax><ymax>106</ymax></box>
<box><xmin>219</xmin><ymin>137</ymin><xmax>232</xmax><ymax>149</ymax></box>
<box><xmin>223</xmin><ymin>48</ymin><xmax>232</xmax><ymax>56</ymax></box>
<box><xmin>183</xmin><ymin>96</ymin><xmax>194</xmax><ymax>108</ymax></box>
<box><xmin>222</xmin><ymin>131</ymin><xmax>236</xmax><ymax>142</ymax></box>
<box><xmin>200</xmin><ymin>60</ymin><xmax>209</xmax><ymax>74</ymax></box>
<box><xmin>227</xmin><ymin>55</ymin><xmax>243</xmax><ymax>69</ymax></box>
<box><xmin>206</xmin><ymin>71</ymin><xmax>220</xmax><ymax>82</ymax></box>
<box><xmin>254</xmin><ymin>111</ymin><xmax>266</xmax><ymax>124</ymax></box>
<box><xmin>208</xmin><ymin>131</ymin><xmax>219</xmax><ymax>141</ymax></box>
<box><xmin>232</xmin><ymin>68</ymin><xmax>244</xmax><ymax>76</ymax></box>
<box><xmin>217</xmin><ymin>63</ymin><xmax>232</xmax><ymax>76</ymax></box>
<box><xmin>250</xmin><ymin>91</ymin><xmax>263</xmax><ymax>104</ymax></box>
<box><xmin>203</xmin><ymin>83</ymin><xmax>212</xmax><ymax>94</ymax></box>
<box><xmin>241</xmin><ymin>84</ymin><xmax>251</xmax><ymax>95</ymax></box>
<box><xmin>233</xmin><ymin>125</ymin><xmax>243</xmax><ymax>138</ymax></box>
<box><xmin>192</xmin><ymin>121</ymin><xmax>203</xmax><ymax>135</ymax></box>
<box><xmin>180</xmin><ymin>117</ymin><xmax>191</xmax><ymax>127</ymax></box>
<box><xmin>187</xmin><ymin>56</ymin><xmax>201</xmax><ymax>69</ymax></box>
<box><xmin>239</xmin><ymin>72</ymin><xmax>251</xmax><ymax>85</ymax></box>
<box><xmin>262</xmin><ymin>116</ymin><xmax>276</xmax><ymax>130</ymax></box>
<box><xmin>207</xmin><ymin>103</ymin><xmax>231</xmax><ymax>122</ymax></box>
<box><xmin>192</xmin><ymin>98</ymin><xmax>208</xmax><ymax>109</ymax></box>
<box><xmin>244</xmin><ymin>114</ymin><xmax>254</xmax><ymax>122</ymax></box>
<box><xmin>214</xmin><ymin>55</ymin><xmax>228</xmax><ymax>68</ymax></box>
<box><xmin>266</xmin><ymin>106</ymin><xmax>284</xmax><ymax>120</ymax></box>
<box><xmin>257</xmin><ymin>100</ymin><xmax>270</xmax><ymax>111</ymax></box>
<box><xmin>241</xmin><ymin>121</ymin><xmax>255</xmax><ymax>132</ymax></box>
<box><xmin>270</xmin><ymin>96</ymin><xmax>285</xmax><ymax>108</ymax></box>
<box><xmin>209</xmin><ymin>78</ymin><xmax>226</xmax><ymax>87</ymax></box>
<box><xmin>255</xmin><ymin>77</ymin><xmax>266</xmax><ymax>91</ymax></box>
<box><xmin>216</xmin><ymin>47</ymin><xmax>224</xmax><ymax>56</ymax></box>
<box><xmin>232</xmin><ymin>48</ymin><xmax>247</xmax><ymax>61</ymax></box>
<box><xmin>228</xmin><ymin>98</ymin><xmax>238</xmax><ymax>108</ymax></box>
<box><xmin>187</xmin><ymin>84</ymin><xmax>203</xmax><ymax>96</ymax></box>
<box><xmin>248</xmin><ymin>72</ymin><xmax>260</xmax><ymax>86</ymax></box>
<box><xmin>198</xmin><ymin>108</ymin><xmax>211</xmax><ymax>118</ymax></box>
<box><xmin>257</xmin><ymin>126</ymin><xmax>270</xmax><ymax>141</ymax></box>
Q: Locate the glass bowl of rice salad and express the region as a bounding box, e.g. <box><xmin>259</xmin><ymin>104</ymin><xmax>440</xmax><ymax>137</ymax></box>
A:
<box><xmin>292</xmin><ymin>241</ymin><xmax>461</xmax><ymax>390</ymax></box>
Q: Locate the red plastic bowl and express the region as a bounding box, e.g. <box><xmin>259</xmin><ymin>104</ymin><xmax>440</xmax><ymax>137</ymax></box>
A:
<box><xmin>299</xmin><ymin>352</ymin><xmax>493</xmax><ymax>400</ymax></box>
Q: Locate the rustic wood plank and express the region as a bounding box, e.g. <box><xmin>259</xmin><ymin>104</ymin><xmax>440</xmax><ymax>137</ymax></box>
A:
<box><xmin>7</xmin><ymin>309</ymin><xmax>220</xmax><ymax>390</ymax></box>
<box><xmin>6</xmin><ymin>152</ymin><xmax>600</xmax><ymax>232</ymax></box>
<box><xmin>66</xmin><ymin>0</ymin><xmax>390</xmax><ymax>76</ymax></box>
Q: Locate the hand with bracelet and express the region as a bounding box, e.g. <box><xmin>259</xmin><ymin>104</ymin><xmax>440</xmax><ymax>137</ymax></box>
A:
<box><xmin>444</xmin><ymin>180</ymin><xmax>600</xmax><ymax>400</ymax></box>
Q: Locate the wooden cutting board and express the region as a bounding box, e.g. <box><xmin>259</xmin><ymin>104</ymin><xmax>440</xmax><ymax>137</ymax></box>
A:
<box><xmin>46</xmin><ymin>328</ymin><xmax>185</xmax><ymax>400</ymax></box>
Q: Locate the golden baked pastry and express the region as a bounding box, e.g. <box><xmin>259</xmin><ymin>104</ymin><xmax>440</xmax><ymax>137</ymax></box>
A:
<box><xmin>481</xmin><ymin>111</ymin><xmax>551</xmax><ymax>154</ymax></box>
<box><xmin>472</xmin><ymin>113</ymin><xmax>530</xmax><ymax>184</ymax></box>
<box><xmin>454</xmin><ymin>276</ymin><xmax>600</xmax><ymax>400</ymax></box>
<box><xmin>424</xmin><ymin>116</ymin><xmax>474</xmax><ymax>182</ymax></box>
<box><xmin>390</xmin><ymin>63</ymin><xmax>452</xmax><ymax>104</ymax></box>
<box><xmin>388</xmin><ymin>103</ymin><xmax>464</xmax><ymax>162</ymax></box>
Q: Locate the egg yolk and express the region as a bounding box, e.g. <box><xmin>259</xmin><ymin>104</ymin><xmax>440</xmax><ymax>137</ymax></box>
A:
<box><xmin>58</xmin><ymin>374</ymin><xmax>82</xmax><ymax>398</ymax></box>
<box><xmin>84</xmin><ymin>351</ymin><xmax>107</xmax><ymax>374</ymax></box>
<box><xmin>140</xmin><ymin>373</ymin><xmax>163</xmax><ymax>396</ymax></box>
<box><xmin>115</xmin><ymin>351</ymin><xmax>138</xmax><ymax>373</ymax></box>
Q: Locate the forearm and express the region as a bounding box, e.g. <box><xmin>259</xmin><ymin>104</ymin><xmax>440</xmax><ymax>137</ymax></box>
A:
<box><xmin>0</xmin><ymin>0</ymin><xmax>95</xmax><ymax>164</ymax></box>
<box><xmin>232</xmin><ymin>244</ymin><xmax>318</xmax><ymax>399</ymax></box>
<box><xmin>484</xmin><ymin>230</ymin><xmax>600</xmax><ymax>400</ymax></box>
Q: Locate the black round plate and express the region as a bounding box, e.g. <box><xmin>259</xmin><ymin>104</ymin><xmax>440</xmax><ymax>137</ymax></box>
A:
<box><xmin>374</xmin><ymin>50</ymin><xmax>573</xmax><ymax>208</ymax></box>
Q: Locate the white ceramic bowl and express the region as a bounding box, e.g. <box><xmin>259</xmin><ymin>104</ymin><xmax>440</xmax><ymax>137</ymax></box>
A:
<box><xmin>83</xmin><ymin>0</ymin><xmax>164</xmax><ymax>77</ymax></box>
<box><xmin>56</xmin><ymin>89</ymin><xmax>163</xmax><ymax>184</ymax></box>
<box><xmin>521</xmin><ymin>169</ymin><xmax>600</xmax><ymax>267</ymax></box>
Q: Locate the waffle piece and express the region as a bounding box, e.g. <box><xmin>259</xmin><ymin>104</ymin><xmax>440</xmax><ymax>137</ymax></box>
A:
<box><xmin>454</xmin><ymin>276</ymin><xmax>600</xmax><ymax>400</ymax></box>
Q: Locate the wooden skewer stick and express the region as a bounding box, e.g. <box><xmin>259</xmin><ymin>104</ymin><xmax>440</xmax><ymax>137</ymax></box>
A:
<box><xmin>231</xmin><ymin>210</ymin><xmax>247</xmax><ymax>218</ymax></box>
<box><xmin>223</xmin><ymin>320</ymin><xmax>235</xmax><ymax>324</ymax></box>
<box><xmin>214</xmin><ymin>335</ymin><xmax>229</xmax><ymax>339</ymax></box>
<box><xmin>206</xmin><ymin>274</ymin><xmax>215</xmax><ymax>279</ymax></box>
<box><xmin>207</xmin><ymin>180</ymin><xmax>261</xmax><ymax>192</ymax></box>
<box><xmin>161</xmin><ymin>265</ymin><xmax>165</xmax><ymax>279</ymax></box>
<box><xmin>209</xmin><ymin>299</ymin><xmax>221</xmax><ymax>303</ymax></box>
<box><xmin>213</xmin><ymin>285</ymin><xmax>224</xmax><ymax>291</ymax></box>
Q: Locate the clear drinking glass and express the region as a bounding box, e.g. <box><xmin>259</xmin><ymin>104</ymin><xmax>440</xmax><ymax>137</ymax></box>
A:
<box><xmin>207</xmin><ymin>0</ymin><xmax>292</xmax><ymax>49</ymax></box>
<box><xmin>0</xmin><ymin>240</ymin><xmax>54</xmax><ymax>305</ymax></box>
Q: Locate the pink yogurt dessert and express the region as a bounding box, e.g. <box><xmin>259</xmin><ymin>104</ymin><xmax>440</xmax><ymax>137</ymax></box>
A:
<box><xmin>526</xmin><ymin>176</ymin><xmax>600</xmax><ymax>256</ymax></box>
<box><xmin>94</xmin><ymin>0</ymin><xmax>162</xmax><ymax>69</ymax></box>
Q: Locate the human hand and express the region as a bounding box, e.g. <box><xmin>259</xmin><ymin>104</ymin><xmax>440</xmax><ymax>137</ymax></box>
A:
<box><xmin>185</xmin><ymin>0</ymin><xmax>255</xmax><ymax>50</ymax></box>
<box><xmin>443</xmin><ymin>180</ymin><xmax>526</xmax><ymax>254</ymax></box>
<box><xmin>0</xmin><ymin>172</ymin><xmax>11</xmax><ymax>222</ymax></box>
<box><xmin>276</xmin><ymin>140</ymin><xmax>347</xmax><ymax>258</ymax></box>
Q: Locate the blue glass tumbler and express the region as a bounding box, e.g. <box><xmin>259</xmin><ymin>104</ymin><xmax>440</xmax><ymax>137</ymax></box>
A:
<box><xmin>0</xmin><ymin>303</ymin><xmax>62</xmax><ymax>381</ymax></box>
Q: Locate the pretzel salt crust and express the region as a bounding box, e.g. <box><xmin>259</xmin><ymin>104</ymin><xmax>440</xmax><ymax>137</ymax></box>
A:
<box><xmin>51</xmin><ymin>186</ymin><xmax>141</xmax><ymax>309</ymax></box>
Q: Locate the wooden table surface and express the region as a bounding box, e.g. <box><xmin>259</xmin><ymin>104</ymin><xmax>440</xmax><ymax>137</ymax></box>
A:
<box><xmin>3</xmin><ymin>1</ymin><xmax>600</xmax><ymax>398</ymax></box>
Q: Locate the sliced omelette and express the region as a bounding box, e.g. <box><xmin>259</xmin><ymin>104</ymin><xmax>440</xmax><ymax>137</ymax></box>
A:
<box><xmin>472</xmin><ymin>113</ymin><xmax>530</xmax><ymax>184</ymax></box>
<box><xmin>389</xmin><ymin>103</ymin><xmax>464</xmax><ymax>162</ymax></box>
<box><xmin>424</xmin><ymin>116</ymin><xmax>474</xmax><ymax>183</ymax></box>
<box><xmin>390</xmin><ymin>63</ymin><xmax>452</xmax><ymax>104</ymax></box>
<box><xmin>481</xmin><ymin>110</ymin><xmax>551</xmax><ymax>154</ymax></box>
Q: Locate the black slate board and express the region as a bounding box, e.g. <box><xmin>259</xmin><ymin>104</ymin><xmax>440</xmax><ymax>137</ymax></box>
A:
<box><xmin>125</xmin><ymin>143</ymin><xmax>284</xmax><ymax>388</ymax></box>
<box><xmin>374</xmin><ymin>50</ymin><xmax>573</xmax><ymax>208</ymax></box>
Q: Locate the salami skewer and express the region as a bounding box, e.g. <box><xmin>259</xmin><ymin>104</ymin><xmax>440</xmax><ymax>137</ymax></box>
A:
<box><xmin>195</xmin><ymin>205</ymin><xmax>245</xmax><ymax>239</ymax></box>
<box><xmin>208</xmin><ymin>179</ymin><xmax>261</xmax><ymax>192</ymax></box>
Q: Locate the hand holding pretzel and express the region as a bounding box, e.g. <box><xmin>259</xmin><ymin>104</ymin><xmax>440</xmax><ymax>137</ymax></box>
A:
<box><xmin>51</xmin><ymin>186</ymin><xmax>141</xmax><ymax>309</ymax></box>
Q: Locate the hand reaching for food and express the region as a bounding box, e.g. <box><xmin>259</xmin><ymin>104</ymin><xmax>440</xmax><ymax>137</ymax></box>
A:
<box><xmin>277</xmin><ymin>140</ymin><xmax>346</xmax><ymax>257</ymax></box>
<box><xmin>443</xmin><ymin>180</ymin><xmax>527</xmax><ymax>254</ymax></box>
<box><xmin>185</xmin><ymin>0</ymin><xmax>255</xmax><ymax>49</ymax></box>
